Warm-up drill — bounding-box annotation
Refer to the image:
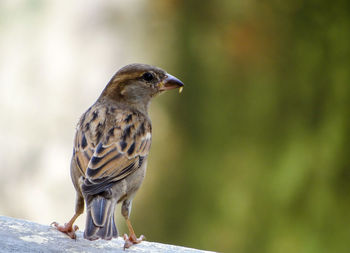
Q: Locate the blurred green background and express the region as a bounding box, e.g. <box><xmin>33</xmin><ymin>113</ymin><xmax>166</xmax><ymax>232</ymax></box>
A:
<box><xmin>1</xmin><ymin>0</ymin><xmax>349</xmax><ymax>252</ymax></box>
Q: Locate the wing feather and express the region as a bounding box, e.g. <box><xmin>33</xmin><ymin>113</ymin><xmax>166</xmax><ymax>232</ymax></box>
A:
<box><xmin>73</xmin><ymin>106</ymin><xmax>151</xmax><ymax>196</ymax></box>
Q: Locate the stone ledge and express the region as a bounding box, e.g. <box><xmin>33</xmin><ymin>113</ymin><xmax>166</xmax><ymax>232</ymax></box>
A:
<box><xmin>0</xmin><ymin>216</ymin><xmax>213</xmax><ymax>253</ymax></box>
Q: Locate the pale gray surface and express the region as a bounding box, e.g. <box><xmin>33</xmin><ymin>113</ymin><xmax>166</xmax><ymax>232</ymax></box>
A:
<box><xmin>0</xmin><ymin>216</ymin><xmax>213</xmax><ymax>253</ymax></box>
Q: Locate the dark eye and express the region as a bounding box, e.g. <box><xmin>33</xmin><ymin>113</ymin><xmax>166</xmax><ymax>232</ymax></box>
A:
<box><xmin>142</xmin><ymin>72</ymin><xmax>154</xmax><ymax>82</ymax></box>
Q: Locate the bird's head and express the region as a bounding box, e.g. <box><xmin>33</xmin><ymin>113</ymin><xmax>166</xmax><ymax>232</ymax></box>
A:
<box><xmin>99</xmin><ymin>64</ymin><xmax>184</xmax><ymax>110</ymax></box>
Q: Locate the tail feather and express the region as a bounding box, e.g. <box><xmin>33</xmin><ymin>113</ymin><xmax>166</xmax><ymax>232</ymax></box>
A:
<box><xmin>91</xmin><ymin>196</ymin><xmax>111</xmax><ymax>226</ymax></box>
<box><xmin>96</xmin><ymin>214</ymin><xmax>117</xmax><ymax>240</ymax></box>
<box><xmin>84</xmin><ymin>195</ymin><xmax>118</xmax><ymax>240</ymax></box>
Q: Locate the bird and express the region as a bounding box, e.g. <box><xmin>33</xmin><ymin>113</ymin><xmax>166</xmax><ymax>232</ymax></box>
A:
<box><xmin>51</xmin><ymin>63</ymin><xmax>184</xmax><ymax>249</ymax></box>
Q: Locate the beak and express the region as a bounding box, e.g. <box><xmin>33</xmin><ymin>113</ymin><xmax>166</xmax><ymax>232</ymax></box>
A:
<box><xmin>158</xmin><ymin>74</ymin><xmax>184</xmax><ymax>92</ymax></box>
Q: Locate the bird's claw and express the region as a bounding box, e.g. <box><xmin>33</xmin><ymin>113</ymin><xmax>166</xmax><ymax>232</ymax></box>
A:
<box><xmin>51</xmin><ymin>221</ymin><xmax>79</xmax><ymax>240</ymax></box>
<box><xmin>123</xmin><ymin>233</ymin><xmax>145</xmax><ymax>249</ymax></box>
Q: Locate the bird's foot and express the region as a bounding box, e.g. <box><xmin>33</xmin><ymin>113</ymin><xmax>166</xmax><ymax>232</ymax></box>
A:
<box><xmin>51</xmin><ymin>221</ymin><xmax>79</xmax><ymax>240</ymax></box>
<box><xmin>123</xmin><ymin>233</ymin><xmax>145</xmax><ymax>249</ymax></box>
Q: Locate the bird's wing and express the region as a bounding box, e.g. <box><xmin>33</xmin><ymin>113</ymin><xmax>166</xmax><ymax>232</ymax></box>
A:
<box><xmin>73</xmin><ymin>107</ymin><xmax>151</xmax><ymax>195</ymax></box>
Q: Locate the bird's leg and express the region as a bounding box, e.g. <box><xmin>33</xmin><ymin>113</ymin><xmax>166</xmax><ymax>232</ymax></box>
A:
<box><xmin>51</xmin><ymin>193</ymin><xmax>84</xmax><ymax>239</ymax></box>
<box><xmin>51</xmin><ymin>213</ymin><xmax>80</xmax><ymax>239</ymax></box>
<box><xmin>122</xmin><ymin>199</ymin><xmax>145</xmax><ymax>249</ymax></box>
<box><xmin>123</xmin><ymin>218</ymin><xmax>145</xmax><ymax>249</ymax></box>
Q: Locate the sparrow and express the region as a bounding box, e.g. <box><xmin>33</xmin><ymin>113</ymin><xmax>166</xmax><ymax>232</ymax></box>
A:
<box><xmin>51</xmin><ymin>63</ymin><xmax>184</xmax><ymax>249</ymax></box>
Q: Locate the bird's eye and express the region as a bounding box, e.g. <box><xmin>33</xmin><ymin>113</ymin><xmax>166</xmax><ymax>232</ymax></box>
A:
<box><xmin>142</xmin><ymin>72</ymin><xmax>154</xmax><ymax>82</ymax></box>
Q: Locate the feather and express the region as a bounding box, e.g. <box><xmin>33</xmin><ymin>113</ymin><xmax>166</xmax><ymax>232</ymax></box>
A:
<box><xmin>73</xmin><ymin>106</ymin><xmax>151</xmax><ymax>196</ymax></box>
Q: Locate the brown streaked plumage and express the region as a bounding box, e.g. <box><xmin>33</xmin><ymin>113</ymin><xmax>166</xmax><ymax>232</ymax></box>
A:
<box><xmin>51</xmin><ymin>63</ymin><xmax>184</xmax><ymax>248</ymax></box>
